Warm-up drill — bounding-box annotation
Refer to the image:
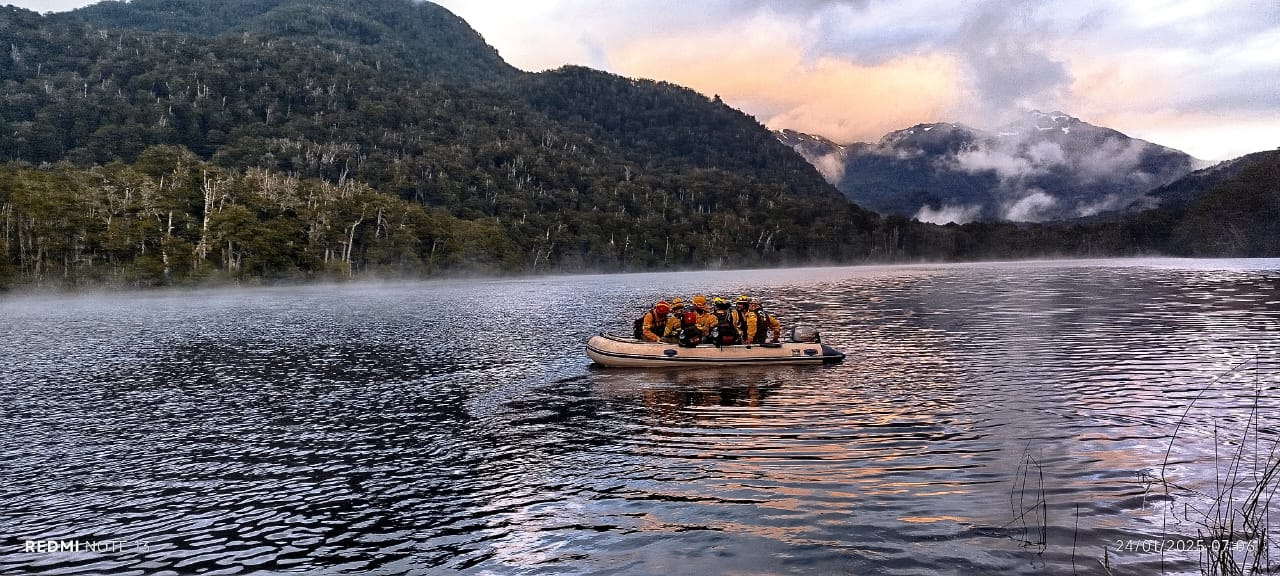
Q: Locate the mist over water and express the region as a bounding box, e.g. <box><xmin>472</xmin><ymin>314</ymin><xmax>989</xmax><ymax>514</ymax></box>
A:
<box><xmin>2</xmin><ymin>259</ymin><xmax>1279</xmax><ymax>575</ymax></box>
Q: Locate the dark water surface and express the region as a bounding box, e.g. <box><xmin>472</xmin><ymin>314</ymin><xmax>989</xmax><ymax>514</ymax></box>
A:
<box><xmin>3</xmin><ymin>259</ymin><xmax>1279</xmax><ymax>575</ymax></box>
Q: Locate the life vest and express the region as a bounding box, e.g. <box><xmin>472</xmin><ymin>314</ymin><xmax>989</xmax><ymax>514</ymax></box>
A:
<box><xmin>733</xmin><ymin>310</ymin><xmax>749</xmax><ymax>341</ymax></box>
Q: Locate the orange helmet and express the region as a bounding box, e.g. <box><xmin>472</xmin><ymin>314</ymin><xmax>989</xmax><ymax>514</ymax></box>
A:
<box><xmin>691</xmin><ymin>294</ymin><xmax>708</xmax><ymax>308</ymax></box>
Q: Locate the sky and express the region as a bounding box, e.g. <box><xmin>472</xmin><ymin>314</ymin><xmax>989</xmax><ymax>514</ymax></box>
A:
<box><xmin>9</xmin><ymin>0</ymin><xmax>1279</xmax><ymax>161</ymax></box>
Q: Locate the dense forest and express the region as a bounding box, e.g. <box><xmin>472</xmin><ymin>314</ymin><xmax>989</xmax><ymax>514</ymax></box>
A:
<box><xmin>0</xmin><ymin>0</ymin><xmax>1276</xmax><ymax>290</ymax></box>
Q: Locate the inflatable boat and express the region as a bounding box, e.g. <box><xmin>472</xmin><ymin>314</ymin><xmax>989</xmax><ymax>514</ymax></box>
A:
<box><xmin>585</xmin><ymin>332</ymin><xmax>846</xmax><ymax>368</ymax></box>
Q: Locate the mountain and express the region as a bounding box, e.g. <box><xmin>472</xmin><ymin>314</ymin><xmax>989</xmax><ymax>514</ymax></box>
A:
<box><xmin>1165</xmin><ymin>149</ymin><xmax>1280</xmax><ymax>256</ymax></box>
<box><xmin>779</xmin><ymin>111</ymin><xmax>1199</xmax><ymax>223</ymax></box>
<box><xmin>60</xmin><ymin>0</ymin><xmax>834</xmax><ymax>196</ymax></box>
<box><xmin>0</xmin><ymin>0</ymin><xmax>886</xmax><ymax>288</ymax></box>
<box><xmin>1131</xmin><ymin>149</ymin><xmax>1280</xmax><ymax>211</ymax></box>
<box><xmin>71</xmin><ymin>0</ymin><xmax>520</xmax><ymax>87</ymax></box>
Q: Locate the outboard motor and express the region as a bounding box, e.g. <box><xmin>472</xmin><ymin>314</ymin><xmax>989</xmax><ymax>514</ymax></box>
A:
<box><xmin>790</xmin><ymin>325</ymin><xmax>821</xmax><ymax>343</ymax></box>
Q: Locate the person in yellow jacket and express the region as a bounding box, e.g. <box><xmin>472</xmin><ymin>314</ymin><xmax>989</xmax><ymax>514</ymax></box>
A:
<box><xmin>662</xmin><ymin>297</ymin><xmax>683</xmax><ymax>338</ymax></box>
<box><xmin>690</xmin><ymin>294</ymin><xmax>717</xmax><ymax>338</ymax></box>
<box><xmin>730</xmin><ymin>294</ymin><xmax>751</xmax><ymax>344</ymax></box>
<box><xmin>732</xmin><ymin>294</ymin><xmax>747</xmax><ymax>330</ymax></box>
<box><xmin>741</xmin><ymin>297</ymin><xmax>782</xmax><ymax>344</ymax></box>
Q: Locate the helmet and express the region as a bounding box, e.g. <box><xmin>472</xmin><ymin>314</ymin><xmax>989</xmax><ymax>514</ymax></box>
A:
<box><xmin>736</xmin><ymin>294</ymin><xmax>749</xmax><ymax>305</ymax></box>
<box><xmin>749</xmin><ymin>297</ymin><xmax>761</xmax><ymax>307</ymax></box>
<box><xmin>691</xmin><ymin>294</ymin><xmax>708</xmax><ymax>308</ymax></box>
<box><xmin>670</xmin><ymin>297</ymin><xmax>685</xmax><ymax>309</ymax></box>
<box><xmin>712</xmin><ymin>297</ymin><xmax>728</xmax><ymax>310</ymax></box>
<box><xmin>654</xmin><ymin>300</ymin><xmax>670</xmax><ymax>315</ymax></box>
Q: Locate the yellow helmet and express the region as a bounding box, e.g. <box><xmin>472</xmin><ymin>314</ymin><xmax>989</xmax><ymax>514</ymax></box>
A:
<box><xmin>736</xmin><ymin>294</ymin><xmax>750</xmax><ymax>305</ymax></box>
<box><xmin>691</xmin><ymin>294</ymin><xmax>707</xmax><ymax>307</ymax></box>
<box><xmin>670</xmin><ymin>297</ymin><xmax>685</xmax><ymax>309</ymax></box>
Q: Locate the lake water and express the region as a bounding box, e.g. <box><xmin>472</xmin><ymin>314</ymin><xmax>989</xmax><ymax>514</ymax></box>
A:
<box><xmin>2</xmin><ymin>258</ymin><xmax>1279</xmax><ymax>575</ymax></box>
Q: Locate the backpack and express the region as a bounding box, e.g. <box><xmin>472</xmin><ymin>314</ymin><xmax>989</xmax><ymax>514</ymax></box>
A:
<box><xmin>677</xmin><ymin>311</ymin><xmax>703</xmax><ymax>347</ymax></box>
<box><xmin>751</xmin><ymin>312</ymin><xmax>772</xmax><ymax>344</ymax></box>
<box><xmin>712</xmin><ymin>312</ymin><xmax>738</xmax><ymax>346</ymax></box>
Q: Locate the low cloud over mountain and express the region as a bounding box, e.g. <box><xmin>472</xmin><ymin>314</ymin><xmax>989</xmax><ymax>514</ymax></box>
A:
<box><xmin>779</xmin><ymin>111</ymin><xmax>1200</xmax><ymax>223</ymax></box>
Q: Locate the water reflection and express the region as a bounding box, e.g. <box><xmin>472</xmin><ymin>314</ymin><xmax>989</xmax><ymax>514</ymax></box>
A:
<box><xmin>2</xmin><ymin>259</ymin><xmax>1278</xmax><ymax>575</ymax></box>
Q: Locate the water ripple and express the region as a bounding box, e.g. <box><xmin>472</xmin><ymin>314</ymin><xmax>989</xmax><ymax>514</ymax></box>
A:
<box><xmin>2</xmin><ymin>260</ymin><xmax>1279</xmax><ymax>575</ymax></box>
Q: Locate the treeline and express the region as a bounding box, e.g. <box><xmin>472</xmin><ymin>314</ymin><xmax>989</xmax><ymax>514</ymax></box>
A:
<box><xmin>2</xmin><ymin>145</ymin><xmax>1274</xmax><ymax>289</ymax></box>
<box><xmin>0</xmin><ymin>145</ymin><xmax>900</xmax><ymax>288</ymax></box>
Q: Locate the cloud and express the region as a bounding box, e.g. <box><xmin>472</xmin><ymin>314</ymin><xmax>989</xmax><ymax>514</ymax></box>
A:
<box><xmin>1100</xmin><ymin>113</ymin><xmax>1280</xmax><ymax>162</ymax></box>
<box><xmin>1075</xmin><ymin>136</ymin><xmax>1150</xmax><ymax>181</ymax></box>
<box><xmin>950</xmin><ymin>132</ymin><xmax>1070</xmax><ymax>183</ymax></box>
<box><xmin>809</xmin><ymin>152</ymin><xmax>846</xmax><ymax>184</ymax></box>
<box><xmin>1074</xmin><ymin>193</ymin><xmax>1124</xmax><ymax>218</ymax></box>
<box><xmin>949</xmin><ymin>2</ymin><xmax>1071</xmax><ymax>124</ymax></box>
<box><xmin>2</xmin><ymin>0</ymin><xmax>92</xmax><ymax>12</ymax></box>
<box><xmin>1026</xmin><ymin>141</ymin><xmax>1065</xmax><ymax>166</ymax></box>
<box><xmin>914</xmin><ymin>204</ymin><xmax>983</xmax><ymax>225</ymax></box>
<box><xmin>1003</xmin><ymin>190</ymin><xmax>1058</xmax><ymax>222</ymax></box>
<box><xmin>577</xmin><ymin>33</ymin><xmax>610</xmax><ymax>70</ymax></box>
<box><xmin>953</xmin><ymin>147</ymin><xmax>1042</xmax><ymax>180</ymax></box>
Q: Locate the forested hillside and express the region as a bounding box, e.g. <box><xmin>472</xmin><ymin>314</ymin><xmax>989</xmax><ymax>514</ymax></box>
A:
<box><xmin>0</xmin><ymin>0</ymin><xmax>888</xmax><ymax>288</ymax></box>
<box><xmin>1165</xmin><ymin>151</ymin><xmax>1280</xmax><ymax>256</ymax></box>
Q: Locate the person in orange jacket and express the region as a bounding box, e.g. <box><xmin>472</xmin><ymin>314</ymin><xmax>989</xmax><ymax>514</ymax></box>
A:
<box><xmin>634</xmin><ymin>300</ymin><xmax>671</xmax><ymax>342</ymax></box>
